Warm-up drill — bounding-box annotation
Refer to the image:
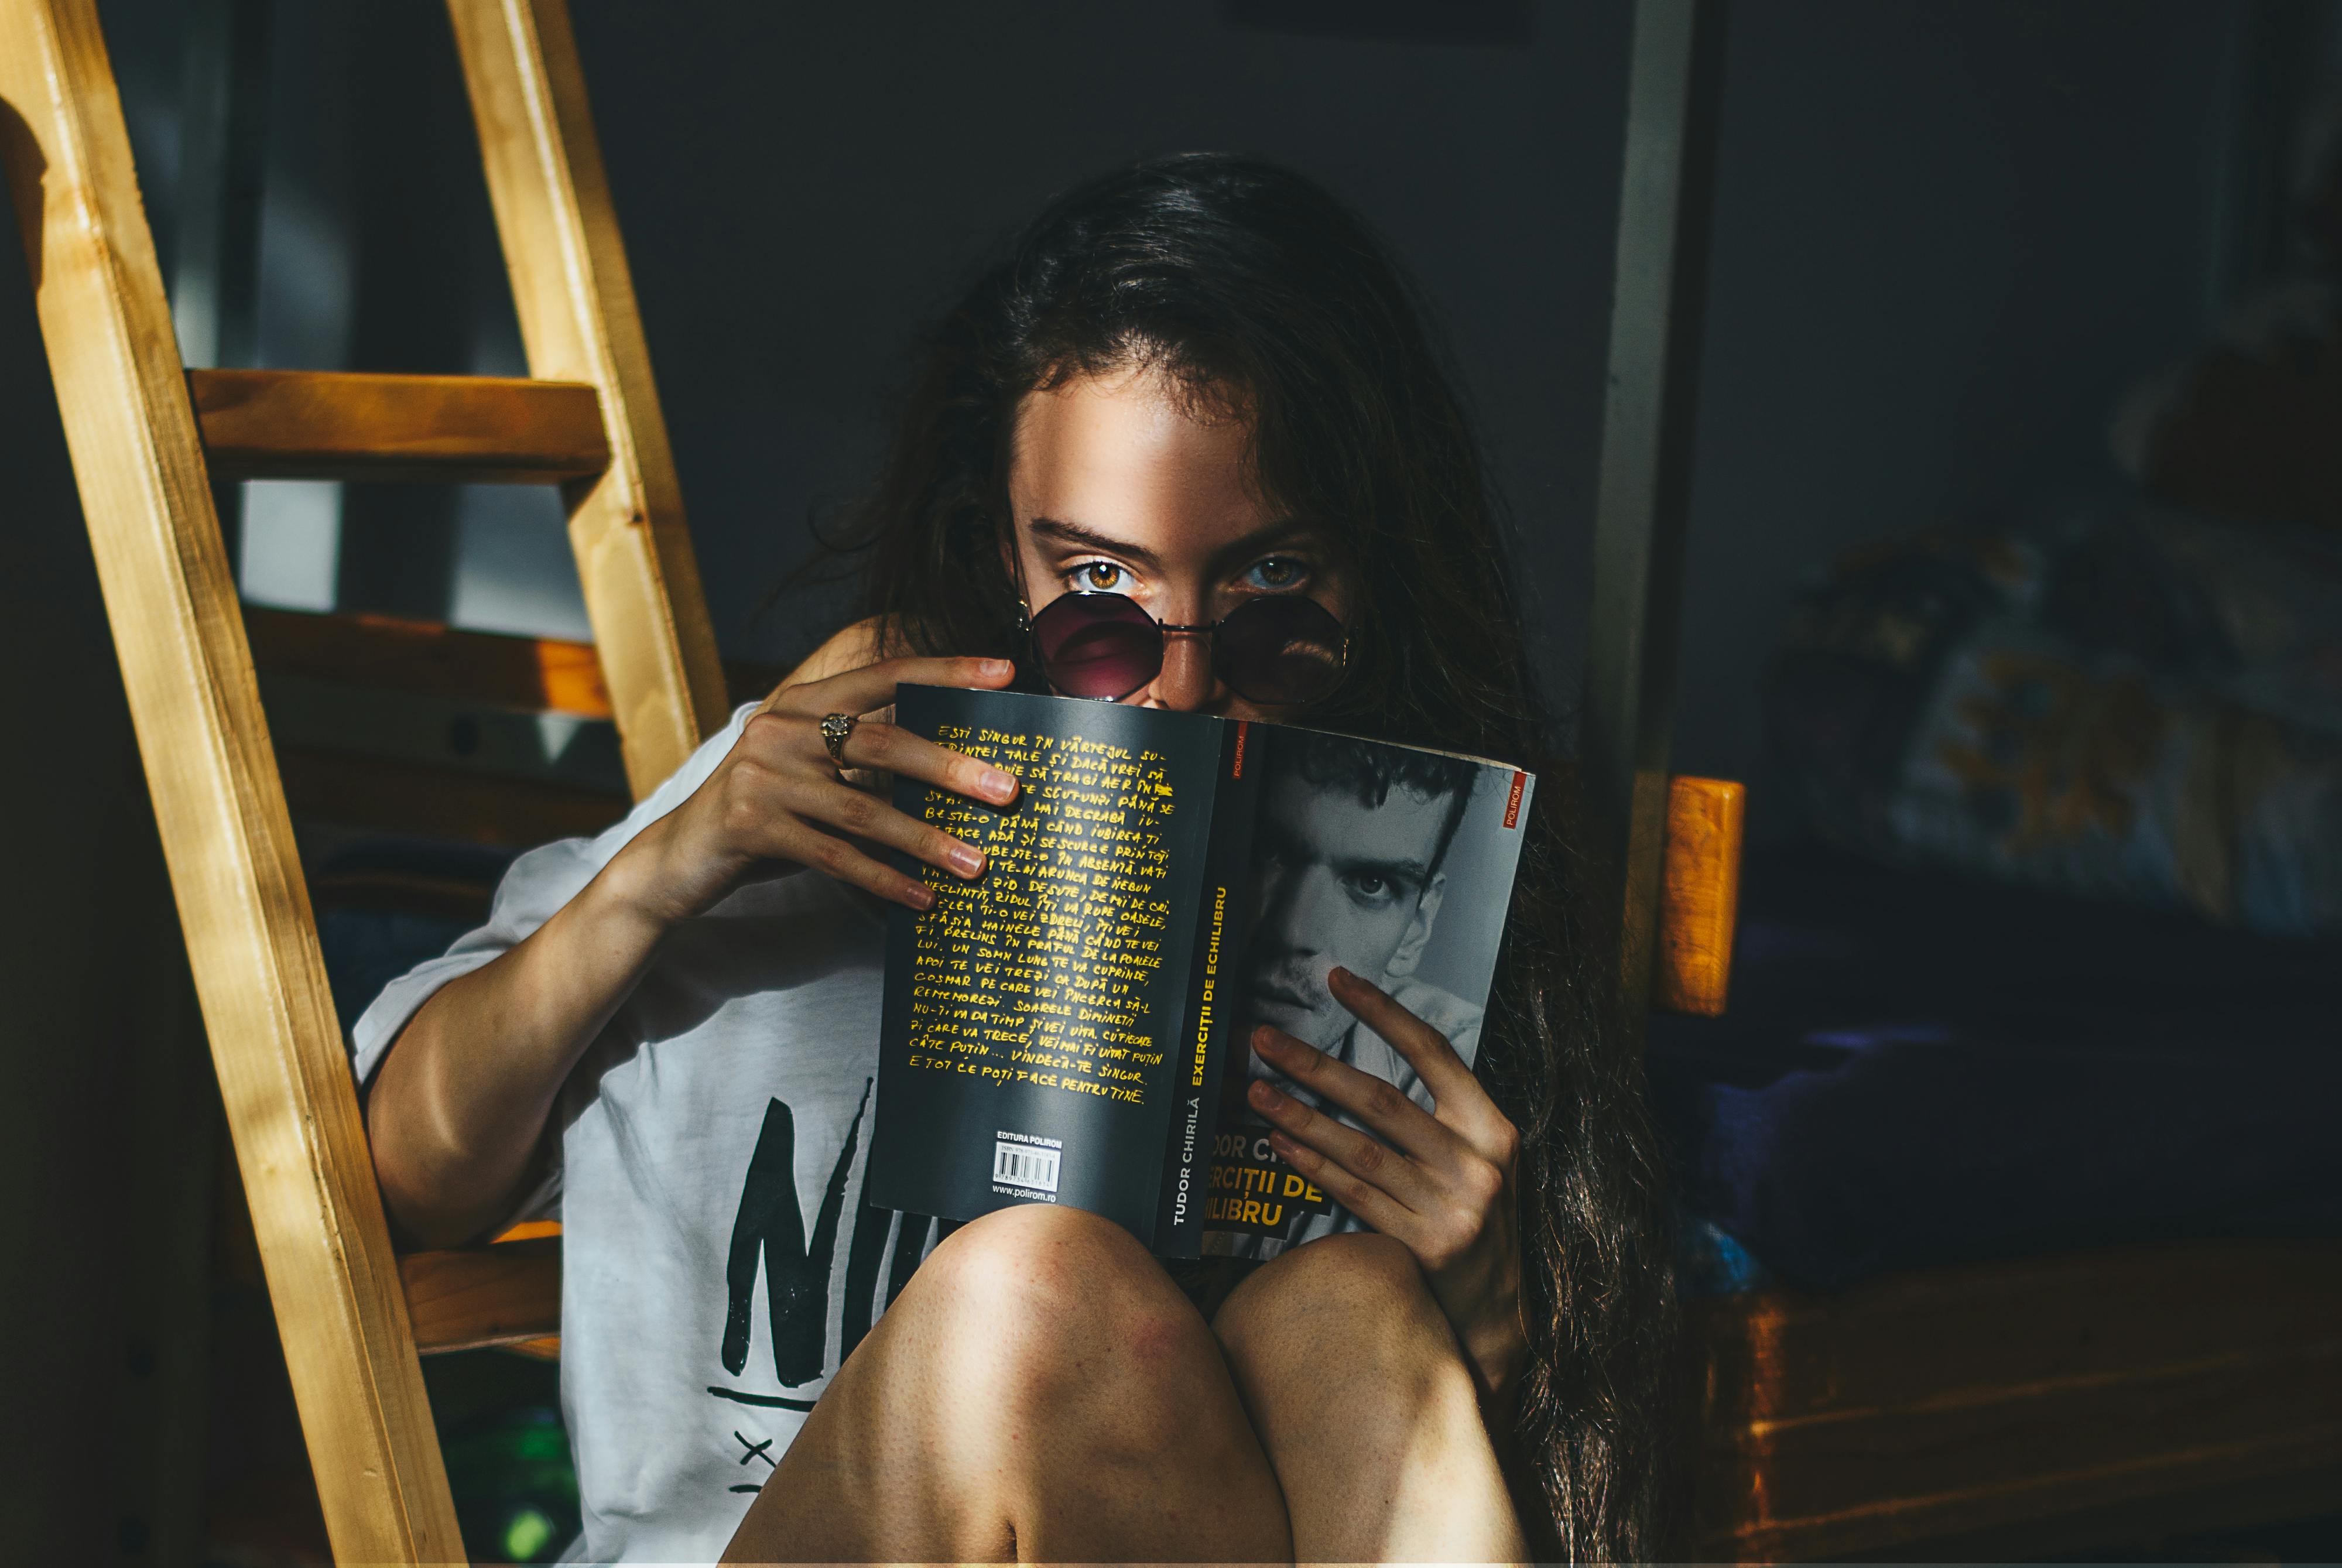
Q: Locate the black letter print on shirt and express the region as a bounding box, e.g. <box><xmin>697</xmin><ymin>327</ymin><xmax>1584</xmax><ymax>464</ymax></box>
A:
<box><xmin>720</xmin><ymin>1080</ymin><xmax>871</xmax><ymax>1386</ymax></box>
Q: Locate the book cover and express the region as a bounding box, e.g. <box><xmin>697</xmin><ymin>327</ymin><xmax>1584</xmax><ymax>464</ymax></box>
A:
<box><xmin>864</xmin><ymin>686</ymin><xmax>1533</xmax><ymax>1259</ymax></box>
<box><xmin>1196</xmin><ymin>721</ymin><xmax>1533</xmax><ymax>1260</ymax></box>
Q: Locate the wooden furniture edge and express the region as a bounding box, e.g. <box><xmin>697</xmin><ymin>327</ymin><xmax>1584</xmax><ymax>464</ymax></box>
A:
<box><xmin>245</xmin><ymin>604</ymin><xmax>783</xmax><ymax>723</ymax></box>
<box><xmin>1655</xmin><ymin>775</ymin><xmax>1742</xmax><ymax>1016</ymax></box>
<box><xmin>279</xmin><ymin>748</ymin><xmax>627</xmax><ymax>848</ymax></box>
<box><xmin>1692</xmin><ymin>1238</ymin><xmax>2342</xmax><ymax>1560</ymax></box>
<box><xmin>243</xmin><ymin>605</ymin><xmax>782</xmax><ymax>721</ymax></box>
<box><xmin>403</xmin><ymin>1237</ymin><xmax>563</xmax><ymax>1354</ymax></box>
<box><xmin>192</xmin><ymin>365</ymin><xmax>609</xmax><ymax>484</ymax></box>
<box><xmin>245</xmin><ymin>604</ymin><xmax>616</xmax><ymax>718</ymax></box>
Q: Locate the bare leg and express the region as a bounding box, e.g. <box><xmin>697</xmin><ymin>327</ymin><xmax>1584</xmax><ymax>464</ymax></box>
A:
<box><xmin>723</xmin><ymin>1203</ymin><xmax>1291</xmax><ymax>1563</ymax></box>
<box><xmin>1214</xmin><ymin>1233</ymin><xmax>1529</xmax><ymax>1563</ymax></box>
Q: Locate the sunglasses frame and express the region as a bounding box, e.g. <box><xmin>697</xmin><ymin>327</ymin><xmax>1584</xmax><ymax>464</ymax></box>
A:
<box><xmin>1018</xmin><ymin>589</ymin><xmax>1353</xmax><ymax>706</ymax></box>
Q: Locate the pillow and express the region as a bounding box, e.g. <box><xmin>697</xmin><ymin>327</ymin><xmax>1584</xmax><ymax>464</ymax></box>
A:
<box><xmin>1766</xmin><ymin>504</ymin><xmax>2342</xmax><ymax>936</ymax></box>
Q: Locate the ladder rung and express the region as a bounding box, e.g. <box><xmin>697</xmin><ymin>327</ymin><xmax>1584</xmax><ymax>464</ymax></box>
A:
<box><xmin>278</xmin><ymin>748</ymin><xmax>626</xmax><ymax>848</ymax></box>
<box><xmin>311</xmin><ymin>869</ymin><xmax>495</xmax><ymax>925</ymax></box>
<box><xmin>400</xmin><ymin>1237</ymin><xmax>560</xmax><ymax>1355</ymax></box>
<box><xmin>247</xmin><ymin>607</ymin><xmax>612</xmax><ymax>718</ymax></box>
<box><xmin>192</xmin><ymin>368</ymin><xmax>610</xmax><ymax>484</ymax></box>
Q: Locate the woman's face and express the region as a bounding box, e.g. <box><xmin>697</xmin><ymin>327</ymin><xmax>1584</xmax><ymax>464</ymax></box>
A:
<box><xmin>1005</xmin><ymin>367</ymin><xmax>1358</xmax><ymax>721</ymax></box>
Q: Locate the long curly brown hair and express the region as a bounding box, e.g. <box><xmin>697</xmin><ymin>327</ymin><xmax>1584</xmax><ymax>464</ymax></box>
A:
<box><xmin>814</xmin><ymin>153</ymin><xmax>1680</xmax><ymax>1561</ymax></box>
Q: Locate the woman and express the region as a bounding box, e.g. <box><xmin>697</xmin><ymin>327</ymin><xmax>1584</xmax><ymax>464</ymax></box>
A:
<box><xmin>357</xmin><ymin>154</ymin><xmax>1676</xmax><ymax>1563</ymax></box>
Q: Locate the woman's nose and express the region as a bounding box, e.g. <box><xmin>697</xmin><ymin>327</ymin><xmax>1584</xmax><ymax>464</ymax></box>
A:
<box><xmin>1142</xmin><ymin>631</ymin><xmax>1220</xmax><ymax>712</ymax></box>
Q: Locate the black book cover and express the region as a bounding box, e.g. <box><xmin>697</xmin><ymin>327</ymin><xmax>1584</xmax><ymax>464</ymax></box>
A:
<box><xmin>865</xmin><ymin>686</ymin><xmax>1236</xmax><ymax>1252</ymax></box>
<box><xmin>866</xmin><ymin>686</ymin><xmax>1535</xmax><ymax>1259</ymax></box>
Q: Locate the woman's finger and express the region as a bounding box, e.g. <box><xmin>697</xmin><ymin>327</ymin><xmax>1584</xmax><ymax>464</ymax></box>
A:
<box><xmin>764</xmin><ymin>819</ymin><xmax>938</xmax><ymax>911</ymax></box>
<box><xmin>836</xmin><ymin>720</ymin><xmax>1020</xmax><ymax>807</ymax></box>
<box><xmin>787</xmin><ymin>776</ymin><xmax>990</xmax><ymax>881</ymax></box>
<box><xmin>1244</xmin><ymin>1070</ymin><xmax>1439</xmax><ymax>1217</ymax></box>
<box><xmin>1250</xmin><ymin>1088</ymin><xmax>1424</xmax><ymax>1245</ymax></box>
<box><xmin>1251</xmin><ymin>1026</ymin><xmax>1469</xmax><ymax>1170</ymax></box>
<box><xmin>1327</xmin><ymin>967</ymin><xmax>1513</xmax><ymax>1152</ymax></box>
<box><xmin>780</xmin><ymin>655</ymin><xmax>1017</xmax><ymax>722</ymax></box>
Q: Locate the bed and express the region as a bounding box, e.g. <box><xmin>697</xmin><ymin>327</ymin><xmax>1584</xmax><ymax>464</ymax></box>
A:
<box><xmin>1660</xmin><ymin>847</ymin><xmax>2342</xmax><ymax>1558</ymax></box>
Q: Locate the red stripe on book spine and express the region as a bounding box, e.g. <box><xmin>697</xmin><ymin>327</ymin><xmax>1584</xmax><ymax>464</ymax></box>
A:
<box><xmin>1504</xmin><ymin>771</ymin><xmax>1526</xmax><ymax>828</ymax></box>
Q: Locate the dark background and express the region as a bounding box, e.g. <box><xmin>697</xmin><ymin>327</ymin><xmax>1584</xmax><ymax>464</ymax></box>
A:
<box><xmin>93</xmin><ymin>0</ymin><xmax>2257</xmax><ymax>786</ymax></box>
<box><xmin>0</xmin><ymin>2</ymin><xmax>2304</xmax><ymax>1560</ymax></box>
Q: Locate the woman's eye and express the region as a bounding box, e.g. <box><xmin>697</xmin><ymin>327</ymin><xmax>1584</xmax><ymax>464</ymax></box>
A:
<box><xmin>1242</xmin><ymin>557</ymin><xmax>1308</xmax><ymax>591</ymax></box>
<box><xmin>1073</xmin><ymin>562</ymin><xmax>1128</xmax><ymax>593</ymax></box>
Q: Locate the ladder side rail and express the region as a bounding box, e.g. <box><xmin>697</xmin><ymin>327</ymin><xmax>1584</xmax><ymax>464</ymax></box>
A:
<box><xmin>0</xmin><ymin>3</ymin><xmax>460</xmax><ymax>1562</ymax></box>
<box><xmin>448</xmin><ymin>0</ymin><xmax>730</xmax><ymax>798</ymax></box>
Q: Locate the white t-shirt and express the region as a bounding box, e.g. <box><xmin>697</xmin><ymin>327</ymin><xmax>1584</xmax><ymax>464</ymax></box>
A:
<box><xmin>352</xmin><ymin>706</ymin><xmax>929</xmax><ymax>1566</ymax></box>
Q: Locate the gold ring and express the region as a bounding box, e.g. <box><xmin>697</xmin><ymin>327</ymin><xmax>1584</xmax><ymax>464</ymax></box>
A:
<box><xmin>819</xmin><ymin>711</ymin><xmax>857</xmax><ymax>765</ymax></box>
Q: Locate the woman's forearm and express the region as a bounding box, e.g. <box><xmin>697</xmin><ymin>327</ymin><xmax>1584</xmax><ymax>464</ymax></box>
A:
<box><xmin>361</xmin><ymin>646</ymin><xmax>1017</xmax><ymax>1247</ymax></box>
<box><xmin>367</xmin><ymin>833</ymin><xmax>673</xmax><ymax>1246</ymax></box>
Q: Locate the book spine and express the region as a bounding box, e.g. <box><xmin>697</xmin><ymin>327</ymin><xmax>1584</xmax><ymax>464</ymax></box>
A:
<box><xmin>1153</xmin><ymin>721</ymin><xmax>1261</xmax><ymax>1257</ymax></box>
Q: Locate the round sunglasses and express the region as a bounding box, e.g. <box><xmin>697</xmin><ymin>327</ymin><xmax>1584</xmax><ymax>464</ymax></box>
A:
<box><xmin>1024</xmin><ymin>590</ymin><xmax>1350</xmax><ymax>705</ymax></box>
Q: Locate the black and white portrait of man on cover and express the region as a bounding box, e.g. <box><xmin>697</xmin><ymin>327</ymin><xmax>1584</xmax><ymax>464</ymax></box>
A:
<box><xmin>1240</xmin><ymin>730</ymin><xmax>1491</xmax><ymax>1117</ymax></box>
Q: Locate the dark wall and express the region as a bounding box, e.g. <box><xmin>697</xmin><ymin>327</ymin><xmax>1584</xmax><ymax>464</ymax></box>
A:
<box><xmin>559</xmin><ymin>0</ymin><xmax>2240</xmax><ymax>794</ymax></box>
<box><xmin>1675</xmin><ymin>1</ymin><xmax>2241</xmax><ymax>784</ymax></box>
<box><xmin>569</xmin><ymin>1</ymin><xmax>1632</xmax><ymax>693</ymax></box>
<box><xmin>102</xmin><ymin>0</ymin><xmax>2250</xmax><ymax>781</ymax></box>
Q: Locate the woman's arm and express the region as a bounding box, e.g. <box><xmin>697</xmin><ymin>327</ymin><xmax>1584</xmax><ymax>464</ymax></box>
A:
<box><xmin>367</xmin><ymin>843</ymin><xmax>669</xmax><ymax>1247</ymax></box>
<box><xmin>365</xmin><ymin>635</ymin><xmax>1022</xmax><ymax>1247</ymax></box>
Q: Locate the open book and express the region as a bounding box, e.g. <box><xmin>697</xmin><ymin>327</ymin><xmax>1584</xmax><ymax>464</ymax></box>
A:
<box><xmin>864</xmin><ymin>686</ymin><xmax>1533</xmax><ymax>1259</ymax></box>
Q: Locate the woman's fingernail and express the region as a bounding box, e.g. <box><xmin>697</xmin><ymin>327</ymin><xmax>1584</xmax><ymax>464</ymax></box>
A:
<box><xmin>908</xmin><ymin>883</ymin><xmax>937</xmax><ymax>911</ymax></box>
<box><xmin>982</xmin><ymin>658</ymin><xmax>1013</xmax><ymax>676</ymax></box>
<box><xmin>1252</xmin><ymin>1025</ymin><xmax>1284</xmax><ymax>1055</ymax></box>
<box><xmin>949</xmin><ymin>843</ymin><xmax>984</xmax><ymax>877</ymax></box>
<box><xmin>1251</xmin><ymin>1079</ymin><xmax>1285</xmax><ymax>1110</ymax></box>
<box><xmin>1328</xmin><ymin>966</ymin><xmax>1354</xmax><ymax>987</ymax></box>
<box><xmin>980</xmin><ymin>766</ymin><xmax>1017</xmax><ymax>800</ymax></box>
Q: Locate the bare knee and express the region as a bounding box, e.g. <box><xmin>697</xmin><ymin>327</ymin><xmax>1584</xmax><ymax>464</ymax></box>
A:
<box><xmin>1210</xmin><ymin>1237</ymin><xmax>1521</xmax><ymax>1563</ymax></box>
<box><xmin>918</xmin><ymin>1203</ymin><xmax>1189</xmax><ymax>1350</ymax></box>
<box><xmin>1215</xmin><ymin>1233</ymin><xmax>1469</xmax><ymax>1408</ymax></box>
<box><xmin>1218</xmin><ymin>1230</ymin><xmax>1443</xmax><ymax>1346</ymax></box>
<box><xmin>906</xmin><ymin>1206</ymin><xmax>1217</xmax><ymax>1451</ymax></box>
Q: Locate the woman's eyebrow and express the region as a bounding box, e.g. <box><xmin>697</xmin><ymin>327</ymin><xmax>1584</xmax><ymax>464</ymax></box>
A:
<box><xmin>1028</xmin><ymin>514</ymin><xmax>1326</xmax><ymax>575</ymax></box>
<box><xmin>1028</xmin><ymin>516</ymin><xmax>1165</xmax><ymax>571</ymax></box>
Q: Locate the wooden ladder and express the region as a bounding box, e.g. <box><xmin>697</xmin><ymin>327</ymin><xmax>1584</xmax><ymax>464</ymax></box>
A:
<box><xmin>1</xmin><ymin>0</ymin><xmax>724</xmax><ymax>1558</ymax></box>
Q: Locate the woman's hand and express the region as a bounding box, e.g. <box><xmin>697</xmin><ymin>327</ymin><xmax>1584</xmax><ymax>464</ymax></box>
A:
<box><xmin>610</xmin><ymin>655</ymin><xmax>1023</xmax><ymax>930</ymax></box>
<box><xmin>1245</xmin><ymin>966</ymin><xmax>1526</xmax><ymax>1405</ymax></box>
<box><xmin>374</xmin><ymin>639</ymin><xmax>1019</xmax><ymax>1248</ymax></box>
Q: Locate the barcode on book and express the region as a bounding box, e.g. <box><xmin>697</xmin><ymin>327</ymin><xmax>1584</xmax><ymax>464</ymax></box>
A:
<box><xmin>992</xmin><ymin>1139</ymin><xmax>1062</xmax><ymax>1193</ymax></box>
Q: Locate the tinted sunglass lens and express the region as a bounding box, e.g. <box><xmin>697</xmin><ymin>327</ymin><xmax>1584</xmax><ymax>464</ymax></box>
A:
<box><xmin>1030</xmin><ymin>593</ymin><xmax>1163</xmax><ymax>699</ymax></box>
<box><xmin>1214</xmin><ymin>595</ymin><xmax>1347</xmax><ymax>704</ymax></box>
